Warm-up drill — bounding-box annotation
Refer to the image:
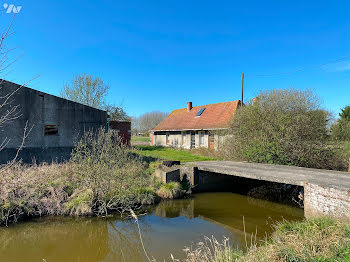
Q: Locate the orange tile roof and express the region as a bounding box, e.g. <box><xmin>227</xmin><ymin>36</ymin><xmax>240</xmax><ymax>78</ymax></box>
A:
<box><xmin>152</xmin><ymin>100</ymin><xmax>240</xmax><ymax>131</ymax></box>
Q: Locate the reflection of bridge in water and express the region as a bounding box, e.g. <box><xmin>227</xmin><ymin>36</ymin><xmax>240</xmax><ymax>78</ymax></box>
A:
<box><xmin>153</xmin><ymin>193</ymin><xmax>303</xmax><ymax>242</ymax></box>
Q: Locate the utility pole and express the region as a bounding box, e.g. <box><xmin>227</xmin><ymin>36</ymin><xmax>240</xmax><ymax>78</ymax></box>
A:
<box><xmin>241</xmin><ymin>73</ymin><xmax>244</xmax><ymax>106</ymax></box>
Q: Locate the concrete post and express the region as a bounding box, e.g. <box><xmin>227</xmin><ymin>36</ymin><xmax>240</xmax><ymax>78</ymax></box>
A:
<box><xmin>180</xmin><ymin>166</ymin><xmax>198</xmax><ymax>186</ymax></box>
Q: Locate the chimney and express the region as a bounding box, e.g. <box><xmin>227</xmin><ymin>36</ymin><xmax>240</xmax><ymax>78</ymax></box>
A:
<box><xmin>187</xmin><ymin>102</ymin><xmax>193</xmax><ymax>112</ymax></box>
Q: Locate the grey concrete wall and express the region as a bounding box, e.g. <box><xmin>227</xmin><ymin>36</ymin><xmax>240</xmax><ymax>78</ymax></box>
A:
<box><xmin>0</xmin><ymin>80</ymin><xmax>108</xmax><ymax>163</ymax></box>
<box><xmin>180</xmin><ymin>166</ymin><xmax>197</xmax><ymax>186</ymax></box>
<box><xmin>192</xmin><ymin>170</ymin><xmax>237</xmax><ymax>192</ymax></box>
<box><xmin>0</xmin><ymin>147</ymin><xmax>73</xmax><ymax>164</ymax></box>
<box><xmin>182</xmin><ymin>132</ymin><xmax>191</xmax><ymax>149</ymax></box>
<box><xmin>154</xmin><ymin>168</ymin><xmax>181</xmax><ymax>184</ymax></box>
<box><xmin>154</xmin><ymin>134</ymin><xmax>166</xmax><ymax>146</ymax></box>
<box><xmin>304</xmin><ymin>183</ymin><xmax>350</xmax><ymax>218</ymax></box>
<box><xmin>180</xmin><ymin>167</ymin><xmax>257</xmax><ymax>193</ymax></box>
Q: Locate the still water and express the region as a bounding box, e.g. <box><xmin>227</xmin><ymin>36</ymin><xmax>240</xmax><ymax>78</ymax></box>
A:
<box><xmin>0</xmin><ymin>192</ymin><xmax>303</xmax><ymax>262</ymax></box>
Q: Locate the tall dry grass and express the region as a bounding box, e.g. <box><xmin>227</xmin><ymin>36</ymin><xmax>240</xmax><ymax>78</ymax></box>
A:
<box><xmin>172</xmin><ymin>217</ymin><xmax>350</xmax><ymax>262</ymax></box>
<box><xmin>0</xmin><ymin>129</ymin><xmax>158</xmax><ymax>226</ymax></box>
<box><xmin>0</xmin><ymin>163</ymin><xmax>74</xmax><ymax>225</ymax></box>
<box><xmin>179</xmin><ymin>236</ymin><xmax>243</xmax><ymax>262</ymax></box>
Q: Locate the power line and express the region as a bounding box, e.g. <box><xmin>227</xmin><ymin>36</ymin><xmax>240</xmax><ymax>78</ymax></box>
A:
<box><xmin>247</xmin><ymin>55</ymin><xmax>350</xmax><ymax>77</ymax></box>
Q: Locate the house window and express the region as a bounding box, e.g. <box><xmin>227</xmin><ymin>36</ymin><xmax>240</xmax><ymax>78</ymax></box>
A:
<box><xmin>196</xmin><ymin>108</ymin><xmax>206</xmax><ymax>117</ymax></box>
<box><xmin>182</xmin><ymin>132</ymin><xmax>186</xmax><ymax>145</ymax></box>
<box><xmin>199</xmin><ymin>132</ymin><xmax>205</xmax><ymax>146</ymax></box>
<box><xmin>45</xmin><ymin>125</ymin><xmax>58</xmax><ymax>136</ymax></box>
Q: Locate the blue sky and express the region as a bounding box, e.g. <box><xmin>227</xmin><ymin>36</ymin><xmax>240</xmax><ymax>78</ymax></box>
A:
<box><xmin>1</xmin><ymin>0</ymin><xmax>350</xmax><ymax>117</ymax></box>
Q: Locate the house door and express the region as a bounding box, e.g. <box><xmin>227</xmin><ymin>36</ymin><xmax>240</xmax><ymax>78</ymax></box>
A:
<box><xmin>191</xmin><ymin>132</ymin><xmax>196</xmax><ymax>148</ymax></box>
<box><xmin>209</xmin><ymin>134</ymin><xmax>215</xmax><ymax>149</ymax></box>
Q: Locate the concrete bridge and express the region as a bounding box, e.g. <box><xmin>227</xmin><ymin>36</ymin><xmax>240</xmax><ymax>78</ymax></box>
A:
<box><xmin>157</xmin><ymin>161</ymin><xmax>350</xmax><ymax>218</ymax></box>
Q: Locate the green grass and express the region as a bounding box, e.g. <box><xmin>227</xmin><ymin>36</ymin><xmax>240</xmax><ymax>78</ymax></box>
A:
<box><xmin>131</xmin><ymin>136</ymin><xmax>150</xmax><ymax>142</ymax></box>
<box><xmin>180</xmin><ymin>217</ymin><xmax>350</xmax><ymax>262</ymax></box>
<box><xmin>241</xmin><ymin>217</ymin><xmax>350</xmax><ymax>261</ymax></box>
<box><xmin>133</xmin><ymin>145</ymin><xmax>218</xmax><ymax>162</ymax></box>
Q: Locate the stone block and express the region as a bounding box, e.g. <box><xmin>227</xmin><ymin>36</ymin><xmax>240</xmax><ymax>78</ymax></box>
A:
<box><xmin>154</xmin><ymin>167</ymin><xmax>180</xmax><ymax>184</ymax></box>
<box><xmin>304</xmin><ymin>182</ymin><xmax>350</xmax><ymax>218</ymax></box>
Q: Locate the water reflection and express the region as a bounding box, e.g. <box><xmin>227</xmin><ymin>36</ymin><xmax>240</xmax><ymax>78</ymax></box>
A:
<box><xmin>0</xmin><ymin>192</ymin><xmax>304</xmax><ymax>262</ymax></box>
<box><xmin>0</xmin><ymin>217</ymin><xmax>109</xmax><ymax>262</ymax></box>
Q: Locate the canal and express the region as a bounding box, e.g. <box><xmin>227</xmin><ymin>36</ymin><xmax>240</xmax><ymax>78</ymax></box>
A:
<box><xmin>0</xmin><ymin>192</ymin><xmax>303</xmax><ymax>262</ymax></box>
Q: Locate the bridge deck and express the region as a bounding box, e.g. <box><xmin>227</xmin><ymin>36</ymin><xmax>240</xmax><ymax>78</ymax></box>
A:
<box><xmin>187</xmin><ymin>161</ymin><xmax>350</xmax><ymax>190</ymax></box>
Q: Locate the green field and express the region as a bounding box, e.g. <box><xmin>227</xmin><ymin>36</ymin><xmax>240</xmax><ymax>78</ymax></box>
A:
<box><xmin>133</xmin><ymin>145</ymin><xmax>218</xmax><ymax>162</ymax></box>
<box><xmin>131</xmin><ymin>136</ymin><xmax>150</xmax><ymax>143</ymax></box>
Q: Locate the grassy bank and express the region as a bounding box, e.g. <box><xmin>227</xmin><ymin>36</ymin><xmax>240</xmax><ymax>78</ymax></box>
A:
<box><xmin>0</xmin><ymin>130</ymin><xmax>199</xmax><ymax>226</ymax></box>
<box><xmin>0</xmin><ymin>130</ymin><xmax>160</xmax><ymax>226</ymax></box>
<box><xmin>179</xmin><ymin>217</ymin><xmax>350</xmax><ymax>262</ymax></box>
<box><xmin>133</xmin><ymin>145</ymin><xmax>219</xmax><ymax>162</ymax></box>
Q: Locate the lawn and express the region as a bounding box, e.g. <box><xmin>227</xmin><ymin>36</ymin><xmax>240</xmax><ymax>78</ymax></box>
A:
<box><xmin>133</xmin><ymin>145</ymin><xmax>219</xmax><ymax>162</ymax></box>
<box><xmin>131</xmin><ymin>136</ymin><xmax>150</xmax><ymax>143</ymax></box>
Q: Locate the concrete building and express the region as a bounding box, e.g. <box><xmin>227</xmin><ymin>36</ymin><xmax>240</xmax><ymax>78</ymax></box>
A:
<box><xmin>150</xmin><ymin>100</ymin><xmax>240</xmax><ymax>149</ymax></box>
<box><xmin>0</xmin><ymin>80</ymin><xmax>108</xmax><ymax>164</ymax></box>
<box><xmin>109</xmin><ymin>121</ymin><xmax>131</xmax><ymax>145</ymax></box>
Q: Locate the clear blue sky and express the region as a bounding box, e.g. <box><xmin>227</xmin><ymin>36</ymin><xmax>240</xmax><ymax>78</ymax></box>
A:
<box><xmin>2</xmin><ymin>0</ymin><xmax>350</xmax><ymax>117</ymax></box>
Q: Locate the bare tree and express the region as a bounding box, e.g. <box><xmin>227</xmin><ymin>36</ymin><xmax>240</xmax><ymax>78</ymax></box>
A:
<box><xmin>132</xmin><ymin>111</ymin><xmax>168</xmax><ymax>134</ymax></box>
<box><xmin>105</xmin><ymin>104</ymin><xmax>130</xmax><ymax>121</ymax></box>
<box><xmin>0</xmin><ymin>16</ymin><xmax>32</xmax><ymax>169</ymax></box>
<box><xmin>61</xmin><ymin>74</ymin><xmax>110</xmax><ymax>109</ymax></box>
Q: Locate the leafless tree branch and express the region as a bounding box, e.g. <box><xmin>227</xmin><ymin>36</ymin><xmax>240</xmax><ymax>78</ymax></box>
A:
<box><xmin>0</xmin><ymin>15</ymin><xmax>37</xmax><ymax>167</ymax></box>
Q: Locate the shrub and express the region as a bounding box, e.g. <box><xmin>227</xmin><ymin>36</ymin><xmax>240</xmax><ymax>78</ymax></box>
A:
<box><xmin>0</xmin><ymin>128</ymin><xmax>157</xmax><ymax>225</ymax></box>
<box><xmin>69</xmin><ymin>128</ymin><xmax>157</xmax><ymax>215</ymax></box>
<box><xmin>224</xmin><ymin>88</ymin><xmax>347</xmax><ymax>171</ymax></box>
<box><xmin>0</xmin><ymin>163</ymin><xmax>74</xmax><ymax>225</ymax></box>
<box><xmin>332</xmin><ymin>120</ymin><xmax>350</xmax><ymax>141</ymax></box>
<box><xmin>156</xmin><ymin>182</ymin><xmax>184</xmax><ymax>199</ymax></box>
<box><xmin>331</xmin><ymin>106</ymin><xmax>350</xmax><ymax>141</ymax></box>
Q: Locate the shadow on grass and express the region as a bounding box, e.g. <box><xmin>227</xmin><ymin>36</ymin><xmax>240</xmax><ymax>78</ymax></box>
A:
<box><xmin>129</xmin><ymin>152</ymin><xmax>159</xmax><ymax>164</ymax></box>
<box><xmin>134</xmin><ymin>146</ymin><xmax>167</xmax><ymax>151</ymax></box>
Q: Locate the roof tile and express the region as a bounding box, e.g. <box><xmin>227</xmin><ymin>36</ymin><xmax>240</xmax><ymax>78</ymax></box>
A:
<box><xmin>153</xmin><ymin>100</ymin><xmax>240</xmax><ymax>131</ymax></box>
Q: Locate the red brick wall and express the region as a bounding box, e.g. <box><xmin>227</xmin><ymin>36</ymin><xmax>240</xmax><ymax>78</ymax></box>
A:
<box><xmin>109</xmin><ymin>121</ymin><xmax>131</xmax><ymax>145</ymax></box>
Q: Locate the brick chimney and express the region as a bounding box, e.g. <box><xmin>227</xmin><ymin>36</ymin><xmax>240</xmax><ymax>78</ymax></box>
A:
<box><xmin>187</xmin><ymin>102</ymin><xmax>193</xmax><ymax>112</ymax></box>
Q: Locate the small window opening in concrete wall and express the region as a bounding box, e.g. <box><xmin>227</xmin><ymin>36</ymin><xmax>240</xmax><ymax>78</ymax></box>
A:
<box><xmin>45</xmin><ymin>125</ymin><xmax>58</xmax><ymax>136</ymax></box>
